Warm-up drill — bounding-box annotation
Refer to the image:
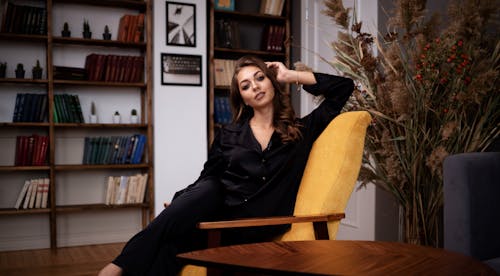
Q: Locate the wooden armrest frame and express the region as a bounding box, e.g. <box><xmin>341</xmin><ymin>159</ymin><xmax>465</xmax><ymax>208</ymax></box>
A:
<box><xmin>198</xmin><ymin>213</ymin><xmax>345</xmax><ymax>247</ymax></box>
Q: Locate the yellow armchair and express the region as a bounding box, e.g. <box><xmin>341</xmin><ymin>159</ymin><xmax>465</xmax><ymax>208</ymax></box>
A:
<box><xmin>180</xmin><ymin>111</ymin><xmax>372</xmax><ymax>275</ymax></box>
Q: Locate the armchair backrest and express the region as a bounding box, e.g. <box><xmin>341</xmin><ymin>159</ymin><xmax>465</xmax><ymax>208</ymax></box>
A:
<box><xmin>281</xmin><ymin>111</ymin><xmax>371</xmax><ymax>241</ymax></box>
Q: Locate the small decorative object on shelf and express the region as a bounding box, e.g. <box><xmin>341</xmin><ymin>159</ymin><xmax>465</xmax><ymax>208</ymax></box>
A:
<box><xmin>89</xmin><ymin>101</ymin><xmax>98</xmax><ymax>123</ymax></box>
<box><xmin>32</xmin><ymin>60</ymin><xmax>43</xmax><ymax>79</ymax></box>
<box><xmin>82</xmin><ymin>19</ymin><xmax>92</xmax><ymax>39</ymax></box>
<box><xmin>15</xmin><ymin>63</ymin><xmax>25</xmax><ymax>79</ymax></box>
<box><xmin>0</xmin><ymin>62</ymin><xmax>6</xmax><ymax>78</ymax></box>
<box><xmin>113</xmin><ymin>110</ymin><xmax>121</xmax><ymax>124</ymax></box>
<box><xmin>103</xmin><ymin>25</ymin><xmax>112</xmax><ymax>40</ymax></box>
<box><xmin>130</xmin><ymin>109</ymin><xmax>138</xmax><ymax>123</ymax></box>
<box><xmin>61</xmin><ymin>22</ymin><xmax>71</xmax><ymax>37</ymax></box>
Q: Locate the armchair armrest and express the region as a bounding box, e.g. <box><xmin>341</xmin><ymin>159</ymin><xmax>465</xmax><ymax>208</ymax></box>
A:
<box><xmin>198</xmin><ymin>213</ymin><xmax>345</xmax><ymax>229</ymax></box>
<box><xmin>198</xmin><ymin>213</ymin><xmax>345</xmax><ymax>247</ymax></box>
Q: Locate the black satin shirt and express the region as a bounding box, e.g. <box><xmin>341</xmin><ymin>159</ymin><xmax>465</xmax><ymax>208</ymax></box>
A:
<box><xmin>195</xmin><ymin>72</ymin><xmax>354</xmax><ymax>220</ymax></box>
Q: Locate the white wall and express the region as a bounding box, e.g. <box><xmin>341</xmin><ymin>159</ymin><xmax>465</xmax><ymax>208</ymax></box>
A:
<box><xmin>300</xmin><ymin>0</ymin><xmax>378</xmax><ymax>241</ymax></box>
<box><xmin>153</xmin><ymin>0</ymin><xmax>208</xmax><ymax>215</ymax></box>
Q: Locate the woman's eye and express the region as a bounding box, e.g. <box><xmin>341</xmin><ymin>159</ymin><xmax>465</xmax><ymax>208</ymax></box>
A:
<box><xmin>256</xmin><ymin>75</ymin><xmax>265</xmax><ymax>81</ymax></box>
<box><xmin>241</xmin><ymin>84</ymin><xmax>249</xmax><ymax>90</ymax></box>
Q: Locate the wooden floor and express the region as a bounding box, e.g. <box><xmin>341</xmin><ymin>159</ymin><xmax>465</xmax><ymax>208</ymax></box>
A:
<box><xmin>0</xmin><ymin>242</ymin><xmax>125</xmax><ymax>276</ymax></box>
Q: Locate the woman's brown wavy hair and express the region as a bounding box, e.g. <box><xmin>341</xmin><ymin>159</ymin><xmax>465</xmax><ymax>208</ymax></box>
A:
<box><xmin>229</xmin><ymin>56</ymin><xmax>301</xmax><ymax>143</ymax></box>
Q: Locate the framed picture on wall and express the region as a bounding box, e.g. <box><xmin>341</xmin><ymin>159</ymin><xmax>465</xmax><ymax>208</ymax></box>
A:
<box><xmin>161</xmin><ymin>53</ymin><xmax>202</xmax><ymax>86</ymax></box>
<box><xmin>166</xmin><ymin>1</ymin><xmax>196</xmax><ymax>47</ymax></box>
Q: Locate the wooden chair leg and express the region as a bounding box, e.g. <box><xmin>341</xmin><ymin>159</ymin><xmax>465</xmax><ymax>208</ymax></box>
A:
<box><xmin>313</xmin><ymin>221</ymin><xmax>330</xmax><ymax>240</ymax></box>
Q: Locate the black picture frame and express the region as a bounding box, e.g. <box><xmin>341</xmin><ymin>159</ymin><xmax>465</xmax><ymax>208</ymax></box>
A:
<box><xmin>161</xmin><ymin>53</ymin><xmax>202</xmax><ymax>86</ymax></box>
<box><xmin>166</xmin><ymin>1</ymin><xmax>196</xmax><ymax>47</ymax></box>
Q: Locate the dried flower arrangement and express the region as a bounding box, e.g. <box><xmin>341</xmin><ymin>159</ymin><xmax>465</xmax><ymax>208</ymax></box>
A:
<box><xmin>323</xmin><ymin>0</ymin><xmax>499</xmax><ymax>246</ymax></box>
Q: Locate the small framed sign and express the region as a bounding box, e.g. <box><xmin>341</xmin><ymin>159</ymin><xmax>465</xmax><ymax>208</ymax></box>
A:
<box><xmin>161</xmin><ymin>53</ymin><xmax>202</xmax><ymax>86</ymax></box>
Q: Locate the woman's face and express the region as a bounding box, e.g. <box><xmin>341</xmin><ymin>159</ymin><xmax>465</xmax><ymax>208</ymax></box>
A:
<box><xmin>236</xmin><ymin>65</ymin><xmax>275</xmax><ymax>110</ymax></box>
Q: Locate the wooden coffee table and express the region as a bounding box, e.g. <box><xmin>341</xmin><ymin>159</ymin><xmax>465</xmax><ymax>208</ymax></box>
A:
<box><xmin>177</xmin><ymin>240</ymin><xmax>497</xmax><ymax>275</ymax></box>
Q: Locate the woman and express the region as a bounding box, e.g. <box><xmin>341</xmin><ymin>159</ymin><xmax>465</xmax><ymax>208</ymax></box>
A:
<box><xmin>99</xmin><ymin>56</ymin><xmax>353</xmax><ymax>275</ymax></box>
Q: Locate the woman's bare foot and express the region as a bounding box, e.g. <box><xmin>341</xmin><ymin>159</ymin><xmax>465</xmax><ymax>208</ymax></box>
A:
<box><xmin>98</xmin><ymin>263</ymin><xmax>123</xmax><ymax>276</ymax></box>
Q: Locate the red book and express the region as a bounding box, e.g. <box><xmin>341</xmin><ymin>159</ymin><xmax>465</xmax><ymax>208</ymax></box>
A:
<box><xmin>126</xmin><ymin>15</ymin><xmax>138</xmax><ymax>42</ymax></box>
<box><xmin>117</xmin><ymin>15</ymin><xmax>131</xmax><ymax>42</ymax></box>
<box><xmin>85</xmin><ymin>54</ymin><xmax>98</xmax><ymax>81</ymax></box>
<box><xmin>32</xmin><ymin>135</ymin><xmax>41</xmax><ymax>165</ymax></box>
<box><xmin>18</xmin><ymin>136</ymin><xmax>28</xmax><ymax>166</ymax></box>
<box><xmin>15</xmin><ymin>136</ymin><xmax>23</xmax><ymax>166</ymax></box>
<box><xmin>123</xmin><ymin>56</ymin><xmax>134</xmax><ymax>82</ymax></box>
<box><xmin>133</xmin><ymin>14</ymin><xmax>145</xmax><ymax>43</ymax></box>
<box><xmin>25</xmin><ymin>135</ymin><xmax>36</xmax><ymax>166</ymax></box>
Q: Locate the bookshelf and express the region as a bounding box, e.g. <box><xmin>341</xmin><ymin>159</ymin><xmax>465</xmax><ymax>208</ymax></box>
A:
<box><xmin>208</xmin><ymin>0</ymin><xmax>291</xmax><ymax>144</ymax></box>
<box><xmin>0</xmin><ymin>0</ymin><xmax>153</xmax><ymax>249</ymax></box>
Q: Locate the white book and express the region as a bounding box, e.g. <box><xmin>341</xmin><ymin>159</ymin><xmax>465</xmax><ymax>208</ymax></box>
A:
<box><xmin>35</xmin><ymin>178</ymin><xmax>44</xmax><ymax>208</ymax></box>
<box><xmin>111</xmin><ymin>176</ymin><xmax>121</xmax><ymax>204</ymax></box>
<box><xmin>125</xmin><ymin>175</ymin><xmax>138</xmax><ymax>203</ymax></box>
<box><xmin>41</xmin><ymin>178</ymin><xmax>50</xmax><ymax>208</ymax></box>
<box><xmin>105</xmin><ymin>176</ymin><xmax>115</xmax><ymax>205</ymax></box>
<box><xmin>14</xmin><ymin>180</ymin><xmax>31</xmax><ymax>209</ymax></box>
<box><xmin>138</xmin><ymin>173</ymin><xmax>149</xmax><ymax>203</ymax></box>
<box><xmin>115</xmin><ymin>176</ymin><xmax>128</xmax><ymax>204</ymax></box>
<box><xmin>23</xmin><ymin>179</ymin><xmax>34</xmax><ymax>209</ymax></box>
<box><xmin>28</xmin><ymin>179</ymin><xmax>39</xmax><ymax>209</ymax></box>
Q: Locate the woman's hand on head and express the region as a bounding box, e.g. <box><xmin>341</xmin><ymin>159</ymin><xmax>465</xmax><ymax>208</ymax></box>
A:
<box><xmin>266</xmin><ymin>61</ymin><xmax>293</xmax><ymax>83</ymax></box>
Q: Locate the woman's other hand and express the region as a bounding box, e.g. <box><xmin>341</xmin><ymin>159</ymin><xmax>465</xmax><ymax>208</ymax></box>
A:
<box><xmin>266</xmin><ymin>61</ymin><xmax>294</xmax><ymax>83</ymax></box>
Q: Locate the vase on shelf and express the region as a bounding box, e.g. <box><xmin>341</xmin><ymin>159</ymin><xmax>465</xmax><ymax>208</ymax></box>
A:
<box><xmin>113</xmin><ymin>111</ymin><xmax>121</xmax><ymax>124</ymax></box>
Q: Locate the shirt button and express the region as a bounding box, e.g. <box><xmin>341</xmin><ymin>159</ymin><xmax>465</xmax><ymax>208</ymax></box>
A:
<box><xmin>244</xmin><ymin>198</ymin><xmax>248</xmax><ymax>202</ymax></box>
<box><xmin>262</xmin><ymin>158</ymin><xmax>266</xmax><ymax>163</ymax></box>
<box><xmin>262</xmin><ymin>176</ymin><xmax>266</xmax><ymax>181</ymax></box>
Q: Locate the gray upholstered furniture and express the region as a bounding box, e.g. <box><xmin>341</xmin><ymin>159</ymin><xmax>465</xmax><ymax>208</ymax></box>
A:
<box><xmin>443</xmin><ymin>152</ymin><xmax>500</xmax><ymax>273</ymax></box>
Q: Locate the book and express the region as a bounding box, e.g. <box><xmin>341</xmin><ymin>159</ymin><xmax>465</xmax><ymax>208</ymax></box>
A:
<box><xmin>14</xmin><ymin>180</ymin><xmax>31</xmax><ymax>209</ymax></box>
<box><xmin>34</xmin><ymin>178</ymin><xmax>44</xmax><ymax>208</ymax></box>
<box><xmin>115</xmin><ymin>176</ymin><xmax>129</xmax><ymax>204</ymax></box>
<box><xmin>105</xmin><ymin>176</ymin><xmax>115</xmax><ymax>205</ymax></box>
<box><xmin>28</xmin><ymin>178</ymin><xmax>38</xmax><ymax>208</ymax></box>
<box><xmin>23</xmin><ymin>179</ymin><xmax>35</xmax><ymax>209</ymax></box>
<box><xmin>215</xmin><ymin>0</ymin><xmax>235</xmax><ymax>11</ymax></box>
<box><xmin>40</xmin><ymin>177</ymin><xmax>49</xmax><ymax>208</ymax></box>
<box><xmin>138</xmin><ymin>173</ymin><xmax>148</xmax><ymax>203</ymax></box>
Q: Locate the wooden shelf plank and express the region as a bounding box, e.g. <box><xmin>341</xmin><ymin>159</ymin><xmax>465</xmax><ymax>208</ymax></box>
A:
<box><xmin>0</xmin><ymin>78</ymin><xmax>49</xmax><ymax>84</ymax></box>
<box><xmin>0</xmin><ymin>166</ymin><xmax>50</xmax><ymax>171</ymax></box>
<box><xmin>0</xmin><ymin>33</ymin><xmax>48</xmax><ymax>42</ymax></box>
<box><xmin>53</xmin><ymin>79</ymin><xmax>146</xmax><ymax>87</ymax></box>
<box><xmin>56</xmin><ymin>203</ymin><xmax>148</xmax><ymax>213</ymax></box>
<box><xmin>53</xmin><ymin>123</ymin><xmax>147</xmax><ymax>128</ymax></box>
<box><xmin>0</xmin><ymin>122</ymin><xmax>50</xmax><ymax>127</ymax></box>
<box><xmin>52</xmin><ymin>36</ymin><xmax>146</xmax><ymax>49</ymax></box>
<box><xmin>0</xmin><ymin>208</ymin><xmax>51</xmax><ymax>216</ymax></box>
<box><xmin>54</xmin><ymin>164</ymin><xmax>149</xmax><ymax>170</ymax></box>
<box><xmin>52</xmin><ymin>0</ymin><xmax>146</xmax><ymax>10</ymax></box>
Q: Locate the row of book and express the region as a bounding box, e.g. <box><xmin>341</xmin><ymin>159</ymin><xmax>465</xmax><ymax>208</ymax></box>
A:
<box><xmin>1</xmin><ymin>2</ymin><xmax>47</xmax><ymax>35</ymax></box>
<box><xmin>83</xmin><ymin>134</ymin><xmax>146</xmax><ymax>165</ymax></box>
<box><xmin>214</xmin><ymin>96</ymin><xmax>232</xmax><ymax>125</ymax></box>
<box><xmin>213</xmin><ymin>59</ymin><xmax>236</xmax><ymax>87</ymax></box>
<box><xmin>54</xmin><ymin>94</ymin><xmax>84</xmax><ymax>123</ymax></box>
<box><xmin>260</xmin><ymin>0</ymin><xmax>285</xmax><ymax>16</ymax></box>
<box><xmin>105</xmin><ymin>173</ymin><xmax>148</xmax><ymax>205</ymax></box>
<box><xmin>117</xmin><ymin>13</ymin><xmax>145</xmax><ymax>43</ymax></box>
<box><xmin>262</xmin><ymin>24</ymin><xmax>286</xmax><ymax>52</ymax></box>
<box><xmin>14</xmin><ymin>178</ymin><xmax>50</xmax><ymax>209</ymax></box>
<box><xmin>53</xmin><ymin>66</ymin><xmax>87</xmax><ymax>81</ymax></box>
<box><xmin>214</xmin><ymin>19</ymin><xmax>240</xmax><ymax>49</ymax></box>
<box><xmin>15</xmin><ymin>135</ymin><xmax>49</xmax><ymax>166</ymax></box>
<box><xmin>85</xmin><ymin>54</ymin><xmax>144</xmax><ymax>83</ymax></box>
<box><xmin>214</xmin><ymin>19</ymin><xmax>285</xmax><ymax>53</ymax></box>
<box><xmin>13</xmin><ymin>93</ymin><xmax>47</xmax><ymax>123</ymax></box>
